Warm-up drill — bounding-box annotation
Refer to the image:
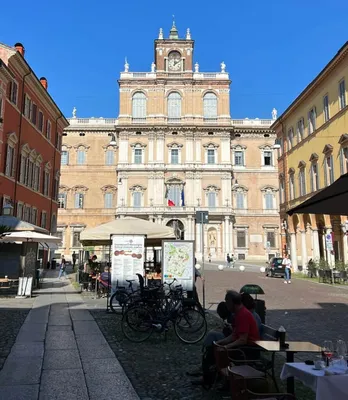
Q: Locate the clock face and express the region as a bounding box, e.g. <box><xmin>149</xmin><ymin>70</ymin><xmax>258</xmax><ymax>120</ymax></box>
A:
<box><xmin>168</xmin><ymin>51</ymin><xmax>182</xmax><ymax>71</ymax></box>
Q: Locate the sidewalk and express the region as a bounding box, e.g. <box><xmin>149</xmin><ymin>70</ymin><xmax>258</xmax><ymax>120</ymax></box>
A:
<box><xmin>0</xmin><ymin>270</ymin><xmax>139</xmax><ymax>400</ymax></box>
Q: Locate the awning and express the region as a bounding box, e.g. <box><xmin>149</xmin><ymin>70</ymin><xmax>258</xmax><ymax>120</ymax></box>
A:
<box><xmin>0</xmin><ymin>231</ymin><xmax>62</xmax><ymax>244</ymax></box>
<box><xmin>0</xmin><ymin>216</ymin><xmax>48</xmax><ymax>233</ymax></box>
<box><xmin>287</xmin><ymin>173</ymin><xmax>348</xmax><ymax>216</ymax></box>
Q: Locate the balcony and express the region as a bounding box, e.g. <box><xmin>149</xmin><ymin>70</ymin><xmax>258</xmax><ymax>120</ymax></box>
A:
<box><xmin>232</xmin><ymin>118</ymin><xmax>273</xmax><ymax>127</ymax></box>
<box><xmin>167</xmin><ymin>118</ymin><xmax>182</xmax><ymax>124</ymax></box>
<box><xmin>119</xmin><ymin>71</ymin><xmax>230</xmax><ymax>80</ymax></box>
<box><xmin>132</xmin><ymin>118</ymin><xmax>147</xmax><ymax>124</ymax></box>
<box><xmin>67</xmin><ymin>118</ymin><xmax>118</xmax><ymax>126</ymax></box>
<box><xmin>116</xmin><ymin>206</ymin><xmax>234</xmax><ymax>215</ymax></box>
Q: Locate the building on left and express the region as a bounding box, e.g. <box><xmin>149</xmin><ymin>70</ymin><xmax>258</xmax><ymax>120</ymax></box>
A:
<box><xmin>0</xmin><ymin>42</ymin><xmax>69</xmax><ymax>235</ymax></box>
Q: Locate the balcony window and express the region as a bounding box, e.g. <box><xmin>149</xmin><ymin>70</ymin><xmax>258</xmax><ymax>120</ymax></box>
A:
<box><xmin>263</xmin><ymin>151</ymin><xmax>273</xmax><ymax>166</ymax></box>
<box><xmin>207</xmin><ymin>192</ymin><xmax>216</xmax><ymax>208</ymax></box>
<box><xmin>104</xmin><ymin>193</ymin><xmax>113</xmax><ymax>209</ymax></box>
<box><xmin>171</xmin><ymin>149</ymin><xmax>179</xmax><ymax>164</ymax></box>
<box><xmin>203</xmin><ymin>92</ymin><xmax>217</xmax><ymax>120</ymax></box>
<box><xmin>324</xmin><ymin>155</ymin><xmax>335</xmax><ymax>186</ymax></box>
<box><xmin>310</xmin><ymin>162</ymin><xmax>320</xmax><ymax>192</ymax></box>
<box><xmin>74</xmin><ymin>193</ymin><xmax>84</xmax><ymax>209</ymax></box>
<box><xmin>265</xmin><ymin>193</ymin><xmax>274</xmax><ymax>210</ymax></box>
<box><xmin>58</xmin><ymin>193</ymin><xmax>67</xmax><ymax>209</ymax></box>
<box><xmin>77</xmin><ymin>149</ymin><xmax>86</xmax><ymax>165</ymax></box>
<box><xmin>168</xmin><ymin>92</ymin><xmax>181</xmax><ymax>121</ymax></box>
<box><xmin>5</xmin><ymin>145</ymin><xmax>15</xmax><ymax>177</ymax></box>
<box><xmin>235</xmin><ymin>192</ymin><xmax>245</xmax><ymax>209</ymax></box>
<box><xmin>61</xmin><ymin>151</ymin><xmax>69</xmax><ymax>165</ymax></box>
<box><xmin>308</xmin><ymin>107</ymin><xmax>316</xmax><ymax>135</ymax></box>
<box><xmin>133</xmin><ymin>192</ymin><xmax>142</xmax><ymax>208</ymax></box>
<box><xmin>297</xmin><ymin>118</ymin><xmax>304</xmax><ymax>142</ymax></box>
<box><xmin>234</xmin><ymin>151</ymin><xmax>244</xmax><ymax>166</ymax></box>
<box><xmin>207</xmin><ymin>149</ymin><xmax>215</xmax><ymax>164</ymax></box>
<box><xmin>167</xmin><ymin>185</ymin><xmax>182</xmax><ymax>206</ymax></box>
<box><xmin>339</xmin><ymin>80</ymin><xmax>346</xmax><ymax>110</ymax></box>
<box><xmin>105</xmin><ymin>149</ymin><xmax>114</xmax><ymax>165</ymax></box>
<box><xmin>134</xmin><ymin>148</ymin><xmax>143</xmax><ymax>164</ymax></box>
<box><xmin>323</xmin><ymin>95</ymin><xmax>330</xmax><ymax>122</ymax></box>
<box><xmin>132</xmin><ymin>92</ymin><xmax>146</xmax><ymax>122</ymax></box>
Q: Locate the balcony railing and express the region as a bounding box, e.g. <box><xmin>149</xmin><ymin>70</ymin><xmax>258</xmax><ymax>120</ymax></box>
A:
<box><xmin>116</xmin><ymin>206</ymin><xmax>234</xmax><ymax>214</ymax></box>
<box><xmin>132</xmin><ymin>118</ymin><xmax>147</xmax><ymax>124</ymax></box>
<box><xmin>167</xmin><ymin>118</ymin><xmax>182</xmax><ymax>124</ymax></box>
<box><xmin>68</xmin><ymin>118</ymin><xmax>118</xmax><ymax>125</ymax></box>
<box><xmin>232</xmin><ymin>119</ymin><xmax>274</xmax><ymax>127</ymax></box>
<box><xmin>119</xmin><ymin>72</ymin><xmax>230</xmax><ymax>80</ymax></box>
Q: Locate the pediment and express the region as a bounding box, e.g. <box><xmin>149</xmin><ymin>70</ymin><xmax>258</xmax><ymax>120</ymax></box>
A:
<box><xmin>130</xmin><ymin>142</ymin><xmax>147</xmax><ymax>148</ymax></box>
<box><xmin>298</xmin><ymin>160</ymin><xmax>306</xmax><ymax>168</ymax></box>
<box><xmin>338</xmin><ymin>133</ymin><xmax>348</xmax><ymax>145</ymax></box>
<box><xmin>309</xmin><ymin>153</ymin><xmax>319</xmax><ymax>162</ymax></box>
<box><xmin>322</xmin><ymin>144</ymin><xmax>333</xmax><ymax>154</ymax></box>
<box><xmin>203</xmin><ymin>142</ymin><xmax>219</xmax><ymax>148</ymax></box>
<box><xmin>166</xmin><ymin>142</ymin><xmax>183</xmax><ymax>148</ymax></box>
<box><xmin>288</xmin><ymin>167</ymin><xmax>295</xmax><ymax>174</ymax></box>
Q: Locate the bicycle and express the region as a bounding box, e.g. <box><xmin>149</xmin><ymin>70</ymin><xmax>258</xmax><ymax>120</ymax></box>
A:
<box><xmin>109</xmin><ymin>279</ymin><xmax>138</xmax><ymax>313</ymax></box>
<box><xmin>121</xmin><ymin>283</ymin><xmax>207</xmax><ymax>344</ymax></box>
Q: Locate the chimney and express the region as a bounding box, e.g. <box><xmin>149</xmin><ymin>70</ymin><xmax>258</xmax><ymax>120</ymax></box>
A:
<box><xmin>40</xmin><ymin>77</ymin><xmax>48</xmax><ymax>90</ymax></box>
<box><xmin>14</xmin><ymin>43</ymin><xmax>25</xmax><ymax>57</ymax></box>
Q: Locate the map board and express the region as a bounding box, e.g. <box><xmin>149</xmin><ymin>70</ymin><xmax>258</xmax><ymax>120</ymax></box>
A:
<box><xmin>111</xmin><ymin>235</ymin><xmax>145</xmax><ymax>290</ymax></box>
<box><xmin>162</xmin><ymin>240</ymin><xmax>195</xmax><ymax>291</ymax></box>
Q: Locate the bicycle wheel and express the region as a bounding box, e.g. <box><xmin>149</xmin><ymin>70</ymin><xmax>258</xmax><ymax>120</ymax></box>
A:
<box><xmin>174</xmin><ymin>308</ymin><xmax>207</xmax><ymax>344</ymax></box>
<box><xmin>109</xmin><ymin>289</ymin><xmax>129</xmax><ymax>313</ymax></box>
<box><xmin>121</xmin><ymin>305</ymin><xmax>154</xmax><ymax>342</ymax></box>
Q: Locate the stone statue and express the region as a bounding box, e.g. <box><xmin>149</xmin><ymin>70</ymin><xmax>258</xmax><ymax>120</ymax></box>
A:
<box><xmin>186</xmin><ymin>28</ymin><xmax>191</xmax><ymax>40</ymax></box>
<box><xmin>209</xmin><ymin>231</ymin><xmax>217</xmax><ymax>247</ymax></box>
<box><xmin>272</xmin><ymin>108</ymin><xmax>278</xmax><ymax>120</ymax></box>
<box><xmin>194</xmin><ymin>62</ymin><xmax>199</xmax><ymax>73</ymax></box>
<box><xmin>151</xmin><ymin>62</ymin><xmax>156</xmax><ymax>73</ymax></box>
<box><xmin>220</xmin><ymin>61</ymin><xmax>226</xmax><ymax>73</ymax></box>
<box><xmin>124</xmin><ymin>58</ymin><xmax>129</xmax><ymax>72</ymax></box>
<box><xmin>158</xmin><ymin>28</ymin><xmax>163</xmax><ymax>39</ymax></box>
<box><xmin>72</xmin><ymin>107</ymin><xmax>77</xmax><ymax>118</ymax></box>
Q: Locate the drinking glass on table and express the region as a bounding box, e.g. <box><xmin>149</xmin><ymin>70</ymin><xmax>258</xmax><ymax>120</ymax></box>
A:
<box><xmin>322</xmin><ymin>341</ymin><xmax>334</xmax><ymax>365</ymax></box>
<box><xmin>336</xmin><ymin>340</ymin><xmax>347</xmax><ymax>358</ymax></box>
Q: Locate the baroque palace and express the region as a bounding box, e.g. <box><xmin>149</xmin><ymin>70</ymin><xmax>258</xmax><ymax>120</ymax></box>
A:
<box><xmin>57</xmin><ymin>23</ymin><xmax>280</xmax><ymax>261</ymax></box>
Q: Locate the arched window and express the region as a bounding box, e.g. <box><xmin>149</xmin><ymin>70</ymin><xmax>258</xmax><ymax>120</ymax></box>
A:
<box><xmin>132</xmin><ymin>92</ymin><xmax>146</xmax><ymax>121</ymax></box>
<box><xmin>167</xmin><ymin>92</ymin><xmax>182</xmax><ymax>121</ymax></box>
<box><xmin>203</xmin><ymin>93</ymin><xmax>217</xmax><ymax>120</ymax></box>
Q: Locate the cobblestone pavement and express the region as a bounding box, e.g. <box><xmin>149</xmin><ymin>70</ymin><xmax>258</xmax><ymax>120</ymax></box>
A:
<box><xmin>0</xmin><ymin>299</ymin><xmax>34</xmax><ymax>371</ymax></box>
<box><xmin>92</xmin><ymin>271</ymin><xmax>348</xmax><ymax>400</ymax></box>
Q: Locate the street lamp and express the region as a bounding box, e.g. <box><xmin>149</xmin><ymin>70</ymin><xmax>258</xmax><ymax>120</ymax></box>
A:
<box><xmin>273</xmin><ymin>138</ymin><xmax>281</xmax><ymax>149</ymax></box>
<box><xmin>108</xmin><ymin>133</ymin><xmax>117</xmax><ymax>146</ymax></box>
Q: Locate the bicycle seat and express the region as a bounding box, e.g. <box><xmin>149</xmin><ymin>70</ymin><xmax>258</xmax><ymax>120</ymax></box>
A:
<box><xmin>126</xmin><ymin>279</ymin><xmax>135</xmax><ymax>283</ymax></box>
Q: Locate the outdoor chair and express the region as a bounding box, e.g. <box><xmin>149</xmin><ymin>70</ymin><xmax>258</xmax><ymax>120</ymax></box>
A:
<box><xmin>340</xmin><ymin>270</ymin><xmax>348</xmax><ymax>284</ymax></box>
<box><xmin>324</xmin><ymin>270</ymin><xmax>333</xmax><ymax>284</ymax></box>
<box><xmin>228</xmin><ymin>366</ymin><xmax>297</xmax><ymax>400</ymax></box>
<box><xmin>318</xmin><ymin>269</ymin><xmax>325</xmax><ymax>283</ymax></box>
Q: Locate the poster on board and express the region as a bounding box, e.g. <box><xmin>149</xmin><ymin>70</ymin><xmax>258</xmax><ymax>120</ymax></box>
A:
<box><xmin>161</xmin><ymin>240</ymin><xmax>195</xmax><ymax>291</ymax></box>
<box><xmin>111</xmin><ymin>235</ymin><xmax>145</xmax><ymax>290</ymax></box>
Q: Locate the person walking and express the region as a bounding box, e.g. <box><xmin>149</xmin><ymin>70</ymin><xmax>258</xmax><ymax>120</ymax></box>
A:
<box><xmin>58</xmin><ymin>255</ymin><xmax>67</xmax><ymax>279</ymax></box>
<box><xmin>72</xmin><ymin>251</ymin><xmax>77</xmax><ymax>270</ymax></box>
<box><xmin>226</xmin><ymin>253</ymin><xmax>231</xmax><ymax>268</ymax></box>
<box><xmin>282</xmin><ymin>253</ymin><xmax>292</xmax><ymax>284</ymax></box>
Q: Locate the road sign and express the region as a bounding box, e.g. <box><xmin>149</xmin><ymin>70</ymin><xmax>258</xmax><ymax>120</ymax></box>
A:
<box><xmin>325</xmin><ymin>234</ymin><xmax>333</xmax><ymax>251</ymax></box>
<box><xmin>196</xmin><ymin>211</ymin><xmax>209</xmax><ymax>224</ymax></box>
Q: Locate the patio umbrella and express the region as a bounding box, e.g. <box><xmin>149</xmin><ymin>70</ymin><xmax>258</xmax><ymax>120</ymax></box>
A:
<box><xmin>287</xmin><ymin>173</ymin><xmax>348</xmax><ymax>216</ymax></box>
<box><xmin>0</xmin><ymin>231</ymin><xmax>61</xmax><ymax>244</ymax></box>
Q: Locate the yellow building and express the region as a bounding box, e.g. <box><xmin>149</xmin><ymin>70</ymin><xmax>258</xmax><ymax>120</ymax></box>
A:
<box><xmin>273</xmin><ymin>41</ymin><xmax>348</xmax><ymax>270</ymax></box>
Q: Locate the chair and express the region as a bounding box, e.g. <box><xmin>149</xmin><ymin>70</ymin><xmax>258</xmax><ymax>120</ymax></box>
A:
<box><xmin>324</xmin><ymin>270</ymin><xmax>333</xmax><ymax>284</ymax></box>
<box><xmin>228</xmin><ymin>366</ymin><xmax>297</xmax><ymax>400</ymax></box>
<box><xmin>340</xmin><ymin>270</ymin><xmax>347</xmax><ymax>284</ymax></box>
<box><xmin>318</xmin><ymin>269</ymin><xmax>325</xmax><ymax>283</ymax></box>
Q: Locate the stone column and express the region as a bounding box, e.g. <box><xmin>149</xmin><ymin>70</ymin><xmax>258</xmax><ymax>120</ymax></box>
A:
<box><xmin>341</xmin><ymin>225</ymin><xmax>348</xmax><ymax>265</ymax></box>
<box><xmin>301</xmin><ymin>230</ymin><xmax>308</xmax><ymax>270</ymax></box>
<box><xmin>148</xmin><ymin>133</ymin><xmax>154</xmax><ymax>163</ymax></box>
<box><xmin>290</xmin><ymin>232</ymin><xmax>298</xmax><ymax>272</ymax></box>
<box><xmin>229</xmin><ymin>220</ymin><xmax>234</xmax><ymax>255</ymax></box>
<box><xmin>312</xmin><ymin>229</ymin><xmax>320</xmax><ymax>261</ymax></box>
<box><xmin>156</xmin><ymin>133</ymin><xmax>164</xmax><ymax>163</ymax></box>
<box><xmin>224</xmin><ymin>216</ymin><xmax>230</xmax><ymax>255</ymax></box>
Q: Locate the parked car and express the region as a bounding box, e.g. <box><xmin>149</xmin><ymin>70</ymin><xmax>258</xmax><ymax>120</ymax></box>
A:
<box><xmin>265</xmin><ymin>257</ymin><xmax>285</xmax><ymax>278</ymax></box>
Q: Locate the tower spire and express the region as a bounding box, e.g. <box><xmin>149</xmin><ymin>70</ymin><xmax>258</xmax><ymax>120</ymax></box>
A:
<box><xmin>169</xmin><ymin>14</ymin><xmax>179</xmax><ymax>39</ymax></box>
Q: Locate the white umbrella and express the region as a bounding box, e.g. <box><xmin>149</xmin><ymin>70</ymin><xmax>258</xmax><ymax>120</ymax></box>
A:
<box><xmin>0</xmin><ymin>231</ymin><xmax>61</xmax><ymax>244</ymax></box>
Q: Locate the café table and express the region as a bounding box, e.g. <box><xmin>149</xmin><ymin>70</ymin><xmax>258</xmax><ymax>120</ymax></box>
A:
<box><xmin>255</xmin><ymin>340</ymin><xmax>322</xmax><ymax>394</ymax></box>
<box><xmin>281</xmin><ymin>362</ymin><xmax>348</xmax><ymax>400</ymax></box>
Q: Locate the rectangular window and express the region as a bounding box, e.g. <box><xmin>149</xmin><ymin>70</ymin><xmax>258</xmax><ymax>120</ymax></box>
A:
<box><xmin>323</xmin><ymin>95</ymin><xmax>330</xmax><ymax>122</ymax></box>
<box><xmin>31</xmin><ymin>208</ymin><xmax>37</xmax><ymax>225</ymax></box>
<box><xmin>235</xmin><ymin>192</ymin><xmax>244</xmax><ymax>209</ymax></box>
<box><xmin>265</xmin><ymin>193</ymin><xmax>274</xmax><ymax>210</ymax></box>
<box><xmin>105</xmin><ymin>150</ymin><xmax>114</xmax><ymax>165</ymax></box>
<box><xmin>308</xmin><ymin>107</ymin><xmax>316</xmax><ymax>134</ymax></box>
<box><xmin>339</xmin><ymin>80</ymin><xmax>346</xmax><ymax>110</ymax></box>
<box><xmin>77</xmin><ymin>150</ymin><xmax>86</xmax><ymax>165</ymax></box>
<box><xmin>33</xmin><ymin>165</ymin><xmax>40</xmax><ymax>191</ymax></box>
<box><xmin>74</xmin><ymin>193</ymin><xmax>84</xmax><ymax>209</ymax></box>
<box><xmin>299</xmin><ymin>169</ymin><xmax>306</xmax><ymax>197</ymax></box>
<box><xmin>325</xmin><ymin>156</ymin><xmax>335</xmax><ymax>186</ymax></box>
<box><xmin>237</xmin><ymin>231</ymin><xmax>246</xmax><ymax>248</ymax></box>
<box><xmin>31</xmin><ymin>103</ymin><xmax>37</xmax><ymax>125</ymax></box>
<box><xmin>134</xmin><ymin>149</ymin><xmax>143</xmax><ymax>164</ymax></box>
<box><xmin>289</xmin><ymin>174</ymin><xmax>295</xmax><ymax>200</ymax></box>
<box><xmin>133</xmin><ymin>192</ymin><xmax>141</xmax><ymax>207</ymax></box>
<box><xmin>171</xmin><ymin>149</ymin><xmax>179</xmax><ymax>164</ymax></box>
<box><xmin>43</xmin><ymin>171</ymin><xmax>50</xmax><ymax>196</ymax></box>
<box><xmin>17</xmin><ymin>203</ymin><xmax>23</xmax><ymax>219</ymax></box>
<box><xmin>58</xmin><ymin>193</ymin><xmax>67</xmax><ymax>209</ymax></box>
<box><xmin>104</xmin><ymin>193</ymin><xmax>113</xmax><ymax>209</ymax></box>
<box><xmin>279</xmin><ymin>179</ymin><xmax>284</xmax><ymax>204</ymax></box>
<box><xmin>267</xmin><ymin>231</ymin><xmax>276</xmax><ymax>248</ymax></box>
<box><xmin>0</xmin><ymin>95</ymin><xmax>3</xmax><ymax>117</ymax></box>
<box><xmin>5</xmin><ymin>145</ymin><xmax>15</xmax><ymax>177</ymax></box>
<box><xmin>288</xmin><ymin>128</ymin><xmax>294</xmax><ymax>149</ymax></box>
<box><xmin>61</xmin><ymin>151</ymin><xmax>69</xmax><ymax>165</ymax></box>
<box><xmin>340</xmin><ymin>147</ymin><xmax>348</xmax><ymax>175</ymax></box>
<box><xmin>234</xmin><ymin>151</ymin><xmax>244</xmax><ymax>166</ymax></box>
<box><xmin>24</xmin><ymin>95</ymin><xmax>31</xmax><ymax>118</ymax></box>
<box><xmin>310</xmin><ymin>163</ymin><xmax>320</xmax><ymax>192</ymax></box>
<box><xmin>263</xmin><ymin>151</ymin><xmax>273</xmax><ymax>166</ymax></box>
<box><xmin>46</xmin><ymin>120</ymin><xmax>51</xmax><ymax>140</ymax></box>
<box><xmin>41</xmin><ymin>211</ymin><xmax>47</xmax><ymax>229</ymax></box>
<box><xmin>23</xmin><ymin>205</ymin><xmax>30</xmax><ymax>222</ymax></box>
<box><xmin>297</xmin><ymin>118</ymin><xmax>304</xmax><ymax>142</ymax></box>
<box><xmin>72</xmin><ymin>232</ymin><xmax>81</xmax><ymax>247</ymax></box>
<box><xmin>168</xmin><ymin>186</ymin><xmax>181</xmax><ymax>206</ymax></box>
<box><xmin>207</xmin><ymin>149</ymin><xmax>215</xmax><ymax>164</ymax></box>
<box><xmin>207</xmin><ymin>192</ymin><xmax>216</xmax><ymax>208</ymax></box>
<box><xmin>10</xmin><ymin>81</ymin><xmax>18</xmax><ymax>105</ymax></box>
<box><xmin>38</xmin><ymin>111</ymin><xmax>44</xmax><ymax>131</ymax></box>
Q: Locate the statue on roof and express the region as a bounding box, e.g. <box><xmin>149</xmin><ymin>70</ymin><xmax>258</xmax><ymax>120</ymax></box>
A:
<box><xmin>272</xmin><ymin>108</ymin><xmax>277</xmax><ymax>120</ymax></box>
<box><xmin>158</xmin><ymin>28</ymin><xmax>163</xmax><ymax>39</ymax></box>
<box><xmin>72</xmin><ymin>107</ymin><xmax>77</xmax><ymax>118</ymax></box>
<box><xmin>194</xmin><ymin>62</ymin><xmax>199</xmax><ymax>73</ymax></box>
<box><xmin>151</xmin><ymin>62</ymin><xmax>156</xmax><ymax>73</ymax></box>
<box><xmin>124</xmin><ymin>57</ymin><xmax>129</xmax><ymax>72</ymax></box>
<box><xmin>186</xmin><ymin>28</ymin><xmax>191</xmax><ymax>40</ymax></box>
<box><xmin>220</xmin><ymin>61</ymin><xmax>226</xmax><ymax>73</ymax></box>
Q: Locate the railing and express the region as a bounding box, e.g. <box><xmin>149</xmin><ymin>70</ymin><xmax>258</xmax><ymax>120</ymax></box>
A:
<box><xmin>203</xmin><ymin>117</ymin><xmax>218</xmax><ymax>123</ymax></box>
<box><xmin>232</xmin><ymin>119</ymin><xmax>274</xmax><ymax>127</ymax></box>
<box><xmin>116</xmin><ymin>206</ymin><xmax>234</xmax><ymax>214</ymax></box>
<box><xmin>167</xmin><ymin>118</ymin><xmax>182</xmax><ymax>124</ymax></box>
<box><xmin>68</xmin><ymin>118</ymin><xmax>118</xmax><ymax>125</ymax></box>
<box><xmin>119</xmin><ymin>72</ymin><xmax>229</xmax><ymax>80</ymax></box>
<box><xmin>132</xmin><ymin>118</ymin><xmax>147</xmax><ymax>124</ymax></box>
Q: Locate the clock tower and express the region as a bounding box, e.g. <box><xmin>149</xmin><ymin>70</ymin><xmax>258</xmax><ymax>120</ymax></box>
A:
<box><xmin>154</xmin><ymin>22</ymin><xmax>194</xmax><ymax>73</ymax></box>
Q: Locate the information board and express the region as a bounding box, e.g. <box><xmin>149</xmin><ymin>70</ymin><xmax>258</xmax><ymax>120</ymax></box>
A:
<box><xmin>111</xmin><ymin>235</ymin><xmax>145</xmax><ymax>290</ymax></box>
<box><xmin>162</xmin><ymin>240</ymin><xmax>195</xmax><ymax>291</ymax></box>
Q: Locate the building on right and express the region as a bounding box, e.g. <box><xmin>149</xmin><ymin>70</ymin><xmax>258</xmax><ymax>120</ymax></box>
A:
<box><xmin>272</xmin><ymin>41</ymin><xmax>348</xmax><ymax>271</ymax></box>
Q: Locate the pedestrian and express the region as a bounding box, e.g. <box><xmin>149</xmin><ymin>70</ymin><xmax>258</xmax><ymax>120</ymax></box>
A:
<box><xmin>282</xmin><ymin>253</ymin><xmax>292</xmax><ymax>284</ymax></box>
<box><xmin>58</xmin><ymin>255</ymin><xmax>67</xmax><ymax>279</ymax></box>
<box><xmin>230</xmin><ymin>253</ymin><xmax>235</xmax><ymax>268</ymax></box>
<box><xmin>226</xmin><ymin>253</ymin><xmax>231</xmax><ymax>268</ymax></box>
<box><xmin>72</xmin><ymin>251</ymin><xmax>77</xmax><ymax>269</ymax></box>
<box><xmin>208</xmin><ymin>252</ymin><xmax>212</xmax><ymax>263</ymax></box>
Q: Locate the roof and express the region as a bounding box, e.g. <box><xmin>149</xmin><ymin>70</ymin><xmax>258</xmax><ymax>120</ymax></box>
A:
<box><xmin>271</xmin><ymin>41</ymin><xmax>348</xmax><ymax>129</ymax></box>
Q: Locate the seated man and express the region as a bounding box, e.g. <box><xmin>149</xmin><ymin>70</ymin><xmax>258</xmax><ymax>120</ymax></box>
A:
<box><xmin>240</xmin><ymin>292</ymin><xmax>263</xmax><ymax>339</ymax></box>
<box><xmin>216</xmin><ymin>290</ymin><xmax>260</xmax><ymax>350</ymax></box>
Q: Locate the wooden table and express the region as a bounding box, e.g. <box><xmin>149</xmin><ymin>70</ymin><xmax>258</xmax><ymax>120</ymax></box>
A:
<box><xmin>255</xmin><ymin>340</ymin><xmax>322</xmax><ymax>394</ymax></box>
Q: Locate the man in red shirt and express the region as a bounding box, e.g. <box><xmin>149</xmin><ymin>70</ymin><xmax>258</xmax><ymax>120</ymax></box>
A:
<box><xmin>216</xmin><ymin>290</ymin><xmax>260</xmax><ymax>349</ymax></box>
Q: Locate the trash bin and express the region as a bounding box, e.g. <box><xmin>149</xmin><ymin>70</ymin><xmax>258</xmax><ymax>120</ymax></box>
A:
<box><xmin>240</xmin><ymin>284</ymin><xmax>266</xmax><ymax>324</ymax></box>
<box><xmin>51</xmin><ymin>260</ymin><xmax>57</xmax><ymax>270</ymax></box>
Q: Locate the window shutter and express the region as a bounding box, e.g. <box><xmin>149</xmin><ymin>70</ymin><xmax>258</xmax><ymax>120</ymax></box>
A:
<box><xmin>330</xmin><ymin>156</ymin><xmax>335</xmax><ymax>183</ymax></box>
<box><xmin>310</xmin><ymin>166</ymin><xmax>314</xmax><ymax>192</ymax></box>
<box><xmin>340</xmin><ymin>149</ymin><xmax>344</xmax><ymax>176</ymax></box>
<box><xmin>324</xmin><ymin>160</ymin><xmax>328</xmax><ymax>186</ymax></box>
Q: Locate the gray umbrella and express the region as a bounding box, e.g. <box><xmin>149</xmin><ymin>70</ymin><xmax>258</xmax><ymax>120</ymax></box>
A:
<box><xmin>287</xmin><ymin>173</ymin><xmax>348</xmax><ymax>216</ymax></box>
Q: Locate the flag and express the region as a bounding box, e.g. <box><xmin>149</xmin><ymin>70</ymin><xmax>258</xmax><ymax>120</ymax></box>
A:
<box><xmin>165</xmin><ymin>186</ymin><xmax>175</xmax><ymax>206</ymax></box>
<box><xmin>168</xmin><ymin>200</ymin><xmax>175</xmax><ymax>207</ymax></box>
<box><xmin>181</xmin><ymin>188</ymin><xmax>185</xmax><ymax>206</ymax></box>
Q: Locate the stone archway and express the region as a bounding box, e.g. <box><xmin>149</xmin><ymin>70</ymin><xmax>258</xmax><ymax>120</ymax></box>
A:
<box><xmin>207</xmin><ymin>227</ymin><xmax>217</xmax><ymax>256</ymax></box>
<box><xmin>166</xmin><ymin>219</ymin><xmax>185</xmax><ymax>240</ymax></box>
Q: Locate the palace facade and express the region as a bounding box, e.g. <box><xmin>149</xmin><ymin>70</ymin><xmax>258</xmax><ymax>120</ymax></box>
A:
<box><xmin>58</xmin><ymin>24</ymin><xmax>280</xmax><ymax>261</ymax></box>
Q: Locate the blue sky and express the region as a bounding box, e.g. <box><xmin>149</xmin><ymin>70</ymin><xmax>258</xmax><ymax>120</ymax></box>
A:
<box><xmin>1</xmin><ymin>0</ymin><xmax>347</xmax><ymax>119</ymax></box>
